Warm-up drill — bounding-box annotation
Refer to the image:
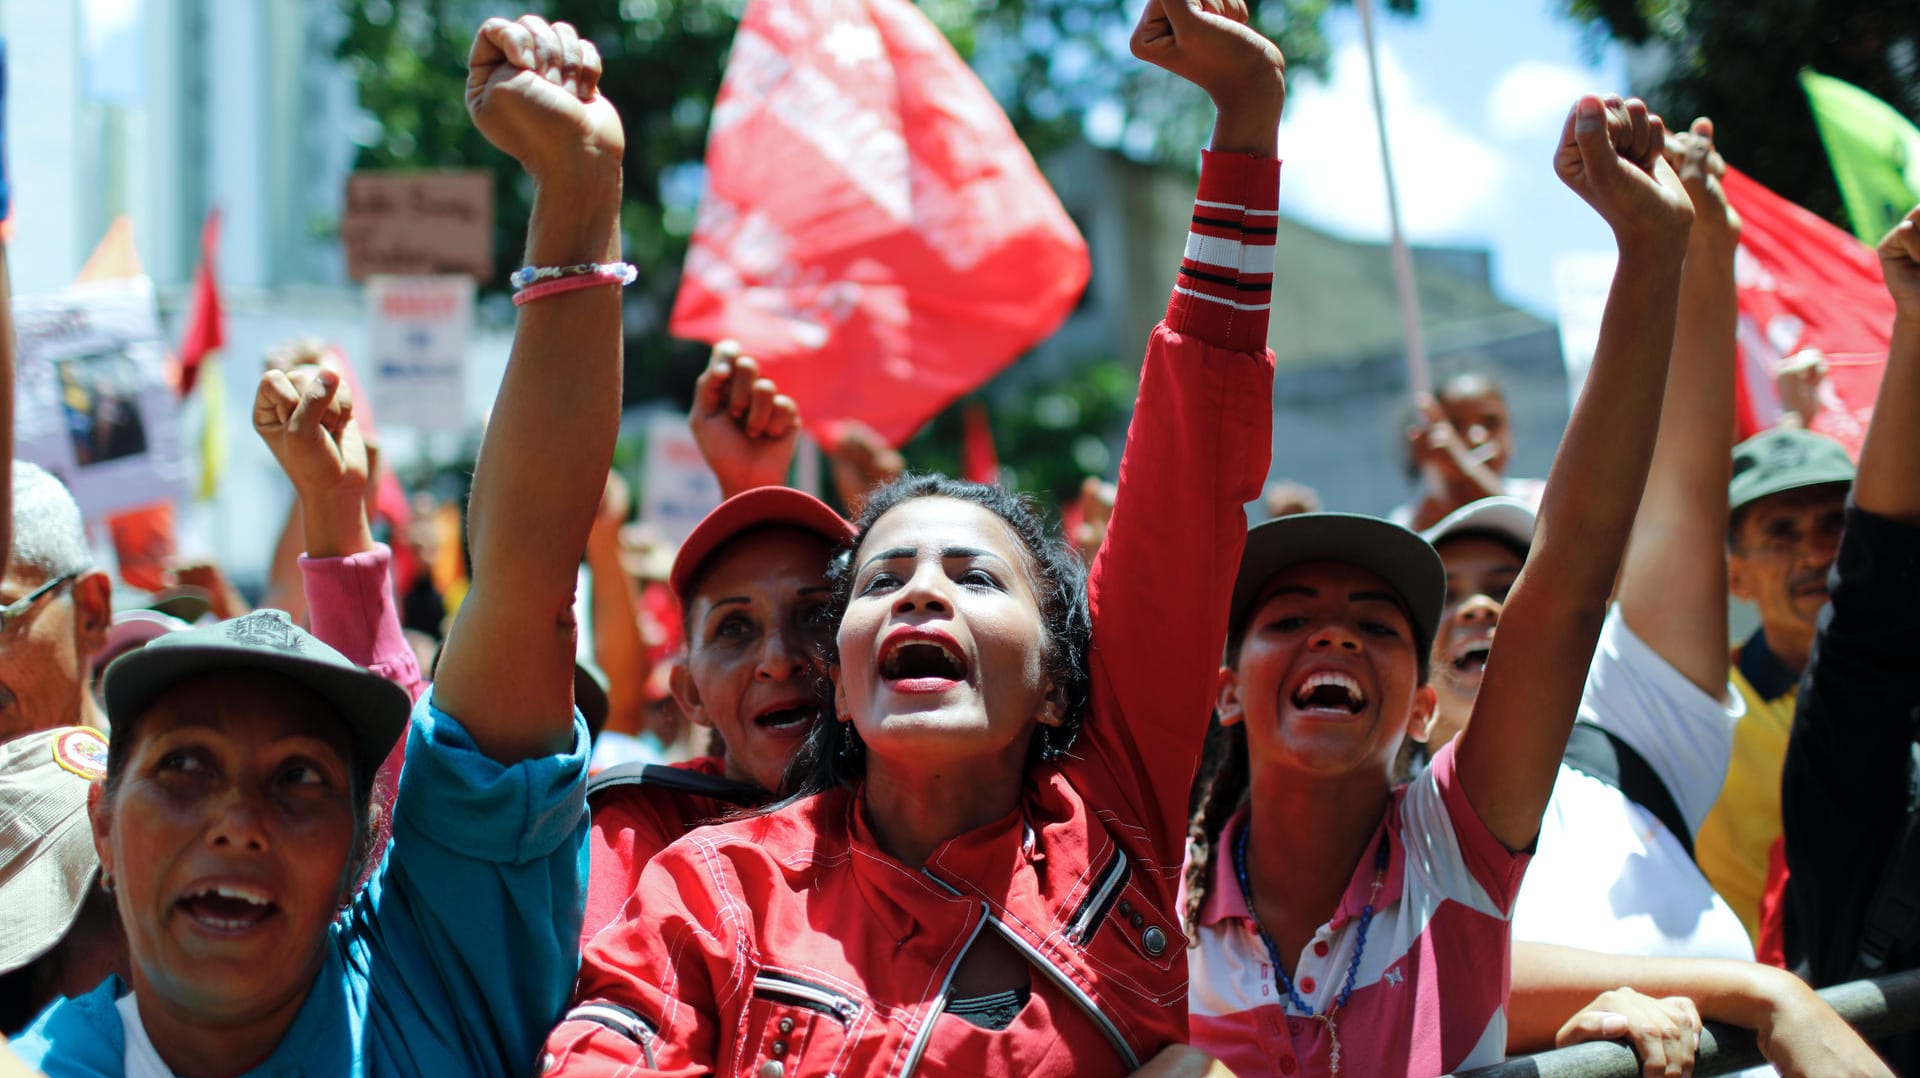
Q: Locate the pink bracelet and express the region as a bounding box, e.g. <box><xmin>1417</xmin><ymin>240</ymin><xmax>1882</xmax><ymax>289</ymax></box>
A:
<box><xmin>511</xmin><ymin>263</ymin><xmax>639</xmax><ymax>306</ymax></box>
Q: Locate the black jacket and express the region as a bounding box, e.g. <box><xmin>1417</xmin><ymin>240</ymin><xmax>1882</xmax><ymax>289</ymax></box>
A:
<box><xmin>1780</xmin><ymin>504</ymin><xmax>1920</xmax><ymax>1069</ymax></box>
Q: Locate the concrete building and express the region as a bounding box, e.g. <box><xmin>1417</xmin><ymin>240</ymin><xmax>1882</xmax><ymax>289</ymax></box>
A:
<box><xmin>1041</xmin><ymin>142</ymin><xmax>1570</xmax><ymax>516</ymax></box>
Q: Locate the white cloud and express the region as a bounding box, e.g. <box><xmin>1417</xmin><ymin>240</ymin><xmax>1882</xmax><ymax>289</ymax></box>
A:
<box><xmin>1277</xmin><ymin>41</ymin><xmax>1506</xmax><ymax>242</ymax></box>
<box><xmin>1484</xmin><ymin>61</ymin><xmax>1594</xmax><ymax>140</ymax></box>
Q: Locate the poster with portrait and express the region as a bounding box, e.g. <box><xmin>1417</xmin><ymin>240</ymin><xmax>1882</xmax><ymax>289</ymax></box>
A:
<box><xmin>12</xmin><ymin>278</ymin><xmax>189</xmax><ymax>517</ymax></box>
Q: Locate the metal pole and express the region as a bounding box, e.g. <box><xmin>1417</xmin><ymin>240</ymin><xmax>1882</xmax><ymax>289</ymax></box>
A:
<box><xmin>1454</xmin><ymin>968</ymin><xmax>1920</xmax><ymax>1078</ymax></box>
<box><xmin>1353</xmin><ymin>0</ymin><xmax>1430</xmax><ymax>399</ymax></box>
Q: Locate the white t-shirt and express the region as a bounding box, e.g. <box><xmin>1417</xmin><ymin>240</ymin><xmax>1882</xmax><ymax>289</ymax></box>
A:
<box><xmin>116</xmin><ymin>993</ymin><xmax>172</xmax><ymax>1078</ymax></box>
<box><xmin>1512</xmin><ymin>606</ymin><xmax>1754</xmax><ymax>961</ymax></box>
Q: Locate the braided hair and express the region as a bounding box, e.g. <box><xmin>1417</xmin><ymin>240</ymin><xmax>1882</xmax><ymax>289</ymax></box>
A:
<box><xmin>1182</xmin><ymin>716</ymin><xmax>1250</xmax><ymax>940</ymax></box>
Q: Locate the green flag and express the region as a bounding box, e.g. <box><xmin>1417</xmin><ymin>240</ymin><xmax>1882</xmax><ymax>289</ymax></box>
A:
<box><xmin>1799</xmin><ymin>68</ymin><xmax>1920</xmax><ymax>244</ymax></box>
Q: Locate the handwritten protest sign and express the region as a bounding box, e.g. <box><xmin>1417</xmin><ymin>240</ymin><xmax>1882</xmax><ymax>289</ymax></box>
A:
<box><xmin>365</xmin><ymin>275</ymin><xmax>475</xmax><ymax>432</ymax></box>
<box><xmin>641</xmin><ymin>412</ymin><xmax>724</xmax><ymax>547</ymax></box>
<box><xmin>13</xmin><ymin>278</ymin><xmax>189</xmax><ymax>517</ymax></box>
<box><xmin>343</xmin><ymin>171</ymin><xmax>492</xmax><ymax>281</ymax></box>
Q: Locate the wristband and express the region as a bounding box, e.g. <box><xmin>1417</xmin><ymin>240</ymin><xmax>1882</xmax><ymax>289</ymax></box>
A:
<box><xmin>510</xmin><ymin>262</ymin><xmax>639</xmax><ymax>307</ymax></box>
<box><xmin>509</xmin><ymin>261</ymin><xmax>639</xmax><ymax>290</ymax></box>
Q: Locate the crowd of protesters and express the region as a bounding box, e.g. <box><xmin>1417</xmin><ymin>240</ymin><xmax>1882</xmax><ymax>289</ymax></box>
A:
<box><xmin>1</xmin><ymin>3</ymin><xmax>1917</xmax><ymax>1076</ymax></box>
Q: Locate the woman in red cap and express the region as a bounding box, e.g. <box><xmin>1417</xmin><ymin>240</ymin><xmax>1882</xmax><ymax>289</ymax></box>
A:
<box><xmin>580</xmin><ymin>347</ymin><xmax>854</xmax><ymax>941</ymax></box>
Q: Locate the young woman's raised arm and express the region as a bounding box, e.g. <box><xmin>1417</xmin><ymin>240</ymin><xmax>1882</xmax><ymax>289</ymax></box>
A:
<box><xmin>1453</xmin><ymin>96</ymin><xmax>1693</xmax><ymax>851</ymax></box>
<box><xmin>431</xmin><ymin>15</ymin><xmax>626</xmax><ymax>764</ymax></box>
<box><xmin>1070</xmin><ymin>0</ymin><xmax>1279</xmax><ymax>846</ymax></box>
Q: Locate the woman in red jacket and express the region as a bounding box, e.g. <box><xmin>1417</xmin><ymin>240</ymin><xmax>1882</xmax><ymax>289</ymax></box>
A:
<box><xmin>543</xmin><ymin>1</ymin><xmax>1280</xmax><ymax>1074</ymax></box>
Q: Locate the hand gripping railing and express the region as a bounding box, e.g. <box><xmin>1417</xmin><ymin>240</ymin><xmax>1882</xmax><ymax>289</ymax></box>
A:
<box><xmin>1450</xmin><ymin>969</ymin><xmax>1920</xmax><ymax>1078</ymax></box>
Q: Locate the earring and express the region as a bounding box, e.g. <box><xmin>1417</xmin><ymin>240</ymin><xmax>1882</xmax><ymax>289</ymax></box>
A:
<box><xmin>1037</xmin><ymin>725</ymin><xmax>1060</xmax><ymax>762</ymax></box>
<box><xmin>100</xmin><ymin>871</ymin><xmax>114</xmax><ymax>894</ymax></box>
<box><xmin>837</xmin><ymin>721</ymin><xmax>865</xmax><ymax>762</ymax></box>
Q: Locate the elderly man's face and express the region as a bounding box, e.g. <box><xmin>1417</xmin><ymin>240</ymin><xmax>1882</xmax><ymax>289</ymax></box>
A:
<box><xmin>0</xmin><ymin>564</ymin><xmax>111</xmax><ymax>739</ymax></box>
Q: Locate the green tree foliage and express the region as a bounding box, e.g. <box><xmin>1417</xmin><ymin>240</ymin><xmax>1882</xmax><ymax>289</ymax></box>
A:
<box><xmin>1562</xmin><ymin>0</ymin><xmax>1920</xmax><ymax>230</ymax></box>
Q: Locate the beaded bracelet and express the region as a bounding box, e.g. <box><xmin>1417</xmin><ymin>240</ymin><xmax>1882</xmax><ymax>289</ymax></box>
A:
<box><xmin>509</xmin><ymin>261</ymin><xmax>637</xmax><ymax>290</ymax></box>
<box><xmin>510</xmin><ymin>262</ymin><xmax>640</xmax><ymax>307</ymax></box>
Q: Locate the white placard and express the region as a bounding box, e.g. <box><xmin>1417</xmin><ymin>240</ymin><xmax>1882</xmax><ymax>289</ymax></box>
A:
<box><xmin>1553</xmin><ymin>251</ymin><xmax>1617</xmax><ymax>410</ymax></box>
<box><xmin>12</xmin><ymin>278</ymin><xmax>189</xmax><ymax>518</ymax></box>
<box><xmin>641</xmin><ymin>413</ymin><xmax>724</xmax><ymax>547</ymax></box>
<box><xmin>366</xmin><ymin>275</ymin><xmax>474</xmax><ymax>432</ymax></box>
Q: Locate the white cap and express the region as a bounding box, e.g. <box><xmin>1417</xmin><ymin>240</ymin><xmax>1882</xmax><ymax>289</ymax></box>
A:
<box><xmin>1420</xmin><ymin>496</ymin><xmax>1537</xmax><ymax>555</ymax></box>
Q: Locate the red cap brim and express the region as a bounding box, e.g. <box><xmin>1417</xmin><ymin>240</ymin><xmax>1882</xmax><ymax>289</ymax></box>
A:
<box><xmin>669</xmin><ymin>487</ymin><xmax>856</xmax><ymax>603</ymax></box>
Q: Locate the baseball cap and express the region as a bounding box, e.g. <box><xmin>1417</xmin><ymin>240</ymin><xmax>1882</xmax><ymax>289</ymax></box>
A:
<box><xmin>0</xmin><ymin>727</ymin><xmax>108</xmax><ymax>975</ymax></box>
<box><xmin>669</xmin><ymin>487</ymin><xmax>855</xmax><ymax>604</ymax></box>
<box><xmin>96</xmin><ymin>609</ymin><xmax>193</xmax><ymax>672</ymax></box>
<box><xmin>103</xmin><ymin>609</ymin><xmax>412</xmax><ymax>784</ymax></box>
<box><xmin>1228</xmin><ymin>513</ymin><xmax>1446</xmax><ymax>660</ymax></box>
<box><xmin>1420</xmin><ymin>496</ymin><xmax>1537</xmax><ymax>558</ymax></box>
<box><xmin>146</xmin><ymin>585</ymin><xmax>215</xmax><ymax>625</ymax></box>
<box><xmin>1729</xmin><ymin>427</ymin><xmax>1854</xmax><ymax>512</ymax></box>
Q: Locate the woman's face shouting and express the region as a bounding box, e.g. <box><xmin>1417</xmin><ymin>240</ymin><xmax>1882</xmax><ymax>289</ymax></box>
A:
<box><xmin>834</xmin><ymin>497</ymin><xmax>1059</xmax><ymax>776</ymax></box>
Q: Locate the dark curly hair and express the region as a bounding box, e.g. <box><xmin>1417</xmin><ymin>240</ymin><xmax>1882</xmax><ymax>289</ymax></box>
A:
<box><xmin>776</xmin><ymin>473</ymin><xmax>1092</xmax><ymax>801</ymax></box>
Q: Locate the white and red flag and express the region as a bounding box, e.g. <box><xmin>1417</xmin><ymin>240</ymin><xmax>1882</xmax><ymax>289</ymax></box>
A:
<box><xmin>669</xmin><ymin>0</ymin><xmax>1090</xmax><ymax>447</ymax></box>
<box><xmin>1724</xmin><ymin>167</ymin><xmax>1892</xmax><ymax>455</ymax></box>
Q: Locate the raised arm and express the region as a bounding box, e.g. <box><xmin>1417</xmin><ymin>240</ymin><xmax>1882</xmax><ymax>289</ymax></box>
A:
<box><xmin>1454</xmin><ymin>96</ymin><xmax>1693</xmax><ymax>851</ymax></box>
<box><xmin>1615</xmin><ymin>118</ymin><xmax>1737</xmax><ymax>694</ymax></box>
<box><xmin>431</xmin><ymin>15</ymin><xmax>626</xmax><ymax>763</ymax></box>
<box><xmin>253</xmin><ymin>365</ymin><xmax>426</xmax><ymax>702</ymax></box>
<box><xmin>1857</xmin><ymin>206</ymin><xmax>1920</xmax><ymax>525</ymax></box>
<box><xmin>1778</xmin><ymin>205</ymin><xmax>1920</xmax><ymax>984</ymax></box>
<box><xmin>1069</xmin><ymin>0</ymin><xmax>1279</xmax><ymax>845</ymax></box>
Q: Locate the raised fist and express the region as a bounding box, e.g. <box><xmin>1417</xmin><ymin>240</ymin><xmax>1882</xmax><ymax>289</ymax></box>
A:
<box><xmin>1663</xmin><ymin>116</ymin><xmax>1740</xmax><ymax>246</ymax></box>
<box><xmin>1130</xmin><ymin>0</ymin><xmax>1285</xmax><ymax>131</ymax></box>
<box><xmin>1554</xmin><ymin>95</ymin><xmax>1693</xmax><ymax>248</ymax></box>
<box><xmin>253</xmin><ymin>366</ymin><xmax>370</xmax><ymax>502</ymax></box>
<box><xmin>466</xmin><ymin>16</ymin><xmax>623</xmax><ymax>186</ymax></box>
<box><xmin>688</xmin><ymin>341</ymin><xmax>801</xmax><ymax>499</ymax></box>
<box><xmin>1878</xmin><ymin>204</ymin><xmax>1920</xmax><ymax>322</ymax></box>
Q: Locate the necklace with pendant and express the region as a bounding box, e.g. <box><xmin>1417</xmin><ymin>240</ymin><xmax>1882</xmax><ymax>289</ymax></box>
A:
<box><xmin>1232</xmin><ymin>824</ymin><xmax>1389</xmax><ymax>1077</ymax></box>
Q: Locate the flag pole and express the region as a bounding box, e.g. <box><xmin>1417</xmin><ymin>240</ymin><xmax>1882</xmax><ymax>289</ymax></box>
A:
<box><xmin>1354</xmin><ymin>0</ymin><xmax>1430</xmax><ymax>399</ymax></box>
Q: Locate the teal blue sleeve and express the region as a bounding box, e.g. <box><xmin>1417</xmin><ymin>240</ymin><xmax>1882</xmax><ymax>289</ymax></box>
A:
<box><xmin>343</xmin><ymin>691</ymin><xmax>590</xmax><ymax>1078</ymax></box>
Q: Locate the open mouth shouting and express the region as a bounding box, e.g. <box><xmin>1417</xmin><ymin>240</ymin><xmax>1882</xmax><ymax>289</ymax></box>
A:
<box><xmin>176</xmin><ymin>881</ymin><xmax>278</xmax><ymax>935</ymax></box>
<box><xmin>878</xmin><ymin>628</ymin><xmax>970</xmax><ymax>694</ymax></box>
<box><xmin>751</xmin><ymin>698</ymin><xmax>819</xmax><ymax>733</ymax></box>
<box><xmin>1450</xmin><ymin>642</ymin><xmax>1491</xmax><ymax>675</ymax></box>
<box><xmin>1289</xmin><ymin>670</ymin><xmax>1368</xmax><ymax>716</ymax></box>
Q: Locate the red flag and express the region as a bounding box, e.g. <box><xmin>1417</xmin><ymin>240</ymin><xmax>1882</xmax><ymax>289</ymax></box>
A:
<box><xmin>1724</xmin><ymin>168</ymin><xmax>1892</xmax><ymax>455</ymax></box>
<box><xmin>669</xmin><ymin>0</ymin><xmax>1089</xmax><ymax>447</ymax></box>
<box><xmin>178</xmin><ymin>210</ymin><xmax>224</xmax><ymax>396</ymax></box>
<box><xmin>961</xmin><ymin>402</ymin><xmax>999</xmax><ymax>484</ymax></box>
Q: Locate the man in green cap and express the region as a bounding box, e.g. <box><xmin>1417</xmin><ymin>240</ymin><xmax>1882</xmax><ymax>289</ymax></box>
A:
<box><xmin>1695</xmin><ymin>425</ymin><xmax>1856</xmax><ymax>940</ymax></box>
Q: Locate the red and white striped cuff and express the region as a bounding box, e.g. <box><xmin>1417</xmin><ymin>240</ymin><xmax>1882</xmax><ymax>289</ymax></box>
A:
<box><xmin>1167</xmin><ymin>150</ymin><xmax>1281</xmax><ymax>354</ymax></box>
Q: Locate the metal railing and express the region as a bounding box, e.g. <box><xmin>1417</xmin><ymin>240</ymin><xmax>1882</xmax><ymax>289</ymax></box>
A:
<box><xmin>1453</xmin><ymin>969</ymin><xmax>1920</xmax><ymax>1077</ymax></box>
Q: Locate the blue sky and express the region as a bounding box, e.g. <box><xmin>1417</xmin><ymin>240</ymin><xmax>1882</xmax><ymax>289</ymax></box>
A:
<box><xmin>1271</xmin><ymin>0</ymin><xmax>1631</xmax><ymax>316</ymax></box>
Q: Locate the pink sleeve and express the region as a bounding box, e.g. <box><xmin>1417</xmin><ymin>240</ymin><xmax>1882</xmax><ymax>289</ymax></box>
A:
<box><xmin>1426</xmin><ymin>741</ymin><xmax>1531</xmax><ymax>914</ymax></box>
<box><xmin>300</xmin><ymin>542</ymin><xmax>428</xmax><ymax>704</ymax></box>
<box><xmin>1073</xmin><ymin>150</ymin><xmax>1279</xmax><ymax>865</ymax></box>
